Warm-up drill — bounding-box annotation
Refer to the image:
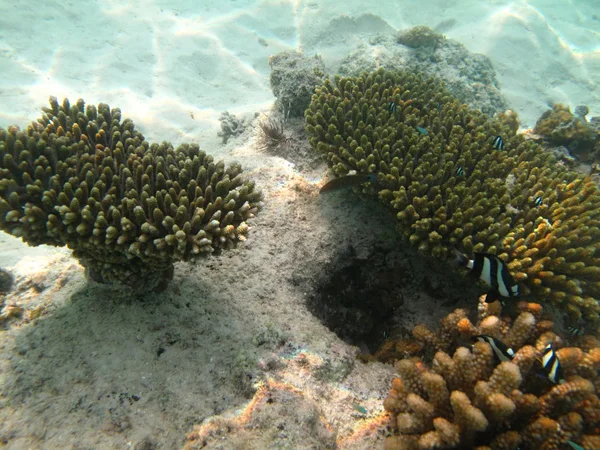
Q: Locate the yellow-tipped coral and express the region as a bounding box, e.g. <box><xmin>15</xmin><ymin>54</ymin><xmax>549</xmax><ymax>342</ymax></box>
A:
<box><xmin>0</xmin><ymin>97</ymin><xmax>262</xmax><ymax>292</ymax></box>
<box><xmin>383</xmin><ymin>297</ymin><xmax>600</xmax><ymax>449</ymax></box>
<box><xmin>305</xmin><ymin>68</ymin><xmax>600</xmax><ymax>320</ymax></box>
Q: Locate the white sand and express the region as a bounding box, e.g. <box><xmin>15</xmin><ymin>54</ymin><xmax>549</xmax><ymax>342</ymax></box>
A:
<box><xmin>0</xmin><ymin>0</ymin><xmax>598</xmax><ymax>448</ymax></box>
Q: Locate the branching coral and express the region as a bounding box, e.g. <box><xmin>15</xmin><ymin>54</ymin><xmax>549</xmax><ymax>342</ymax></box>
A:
<box><xmin>305</xmin><ymin>68</ymin><xmax>600</xmax><ymax>320</ymax></box>
<box><xmin>383</xmin><ymin>297</ymin><xmax>600</xmax><ymax>449</ymax></box>
<box><xmin>0</xmin><ymin>97</ymin><xmax>262</xmax><ymax>292</ymax></box>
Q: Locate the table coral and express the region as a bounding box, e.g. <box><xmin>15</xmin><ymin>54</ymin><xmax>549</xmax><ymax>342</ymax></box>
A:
<box><xmin>0</xmin><ymin>97</ymin><xmax>262</xmax><ymax>292</ymax></box>
<box><xmin>305</xmin><ymin>68</ymin><xmax>600</xmax><ymax>320</ymax></box>
<box><xmin>383</xmin><ymin>297</ymin><xmax>600</xmax><ymax>449</ymax></box>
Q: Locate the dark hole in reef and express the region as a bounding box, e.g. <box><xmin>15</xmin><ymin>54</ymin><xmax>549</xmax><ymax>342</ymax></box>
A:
<box><xmin>306</xmin><ymin>245</ymin><xmax>471</xmax><ymax>354</ymax></box>
<box><xmin>305</xmin><ymin>246</ymin><xmax>406</xmax><ymax>352</ymax></box>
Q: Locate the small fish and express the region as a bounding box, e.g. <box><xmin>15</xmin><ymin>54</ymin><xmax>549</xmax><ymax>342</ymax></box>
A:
<box><xmin>455</xmin><ymin>166</ymin><xmax>465</xmax><ymax>177</ymax></box>
<box><xmin>567</xmin><ymin>440</ymin><xmax>585</xmax><ymax>450</ymax></box>
<box><xmin>492</xmin><ymin>135</ymin><xmax>504</xmax><ymax>150</ymax></box>
<box><xmin>320</xmin><ymin>174</ymin><xmax>377</xmax><ymax>193</ymax></box>
<box><xmin>474</xmin><ymin>335</ymin><xmax>515</xmax><ymax>362</ymax></box>
<box><xmin>591</xmin><ymin>163</ymin><xmax>600</xmax><ymax>175</ymax></box>
<box><xmin>533</xmin><ymin>196</ymin><xmax>543</xmax><ymax>206</ymax></box>
<box><xmin>352</xmin><ymin>403</ymin><xmax>368</xmax><ymax>414</ymax></box>
<box><xmin>568</xmin><ymin>326</ymin><xmax>584</xmax><ymax>337</ymax></box>
<box><xmin>540</xmin><ymin>343</ymin><xmax>565</xmax><ymax>384</ymax></box>
<box><xmin>454</xmin><ymin>250</ymin><xmax>519</xmax><ymax>300</ymax></box>
<box><xmin>389</xmin><ymin>102</ymin><xmax>398</xmax><ymax>113</ymax></box>
<box><xmin>416</xmin><ymin>126</ymin><xmax>428</xmax><ymax>135</ymax></box>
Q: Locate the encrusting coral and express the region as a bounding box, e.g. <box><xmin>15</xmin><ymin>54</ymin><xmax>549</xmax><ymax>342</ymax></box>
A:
<box><xmin>0</xmin><ymin>97</ymin><xmax>262</xmax><ymax>292</ymax></box>
<box><xmin>383</xmin><ymin>297</ymin><xmax>600</xmax><ymax>449</ymax></box>
<box><xmin>305</xmin><ymin>68</ymin><xmax>600</xmax><ymax>321</ymax></box>
<box><xmin>533</xmin><ymin>103</ymin><xmax>598</xmax><ymax>162</ymax></box>
<box><xmin>396</xmin><ymin>26</ymin><xmax>446</xmax><ymax>50</ymax></box>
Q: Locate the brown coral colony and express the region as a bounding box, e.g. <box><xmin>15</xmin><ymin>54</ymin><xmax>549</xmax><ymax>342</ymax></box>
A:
<box><xmin>0</xmin><ymin>97</ymin><xmax>262</xmax><ymax>291</ymax></box>
<box><xmin>383</xmin><ymin>298</ymin><xmax>600</xmax><ymax>450</ymax></box>
<box><xmin>305</xmin><ymin>68</ymin><xmax>600</xmax><ymax>321</ymax></box>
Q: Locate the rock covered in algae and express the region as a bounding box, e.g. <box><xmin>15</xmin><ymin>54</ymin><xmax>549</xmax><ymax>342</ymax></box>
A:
<box><xmin>337</xmin><ymin>26</ymin><xmax>507</xmax><ymax>117</ymax></box>
<box><xmin>396</xmin><ymin>25</ymin><xmax>446</xmax><ymax>49</ymax></box>
<box><xmin>269</xmin><ymin>50</ymin><xmax>327</xmax><ymax>118</ymax></box>
<box><xmin>533</xmin><ymin>103</ymin><xmax>598</xmax><ymax>162</ymax></box>
<box><xmin>0</xmin><ymin>97</ymin><xmax>262</xmax><ymax>292</ymax></box>
<box><xmin>305</xmin><ymin>68</ymin><xmax>600</xmax><ymax>321</ymax></box>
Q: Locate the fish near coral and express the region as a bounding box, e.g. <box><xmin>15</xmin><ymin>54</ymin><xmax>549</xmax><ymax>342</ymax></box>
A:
<box><xmin>539</xmin><ymin>343</ymin><xmax>565</xmax><ymax>384</ymax></box>
<box><xmin>474</xmin><ymin>335</ymin><xmax>515</xmax><ymax>363</ymax></box>
<box><xmin>492</xmin><ymin>135</ymin><xmax>505</xmax><ymax>150</ymax></box>
<box><xmin>305</xmin><ymin>68</ymin><xmax>600</xmax><ymax>320</ymax></box>
<box><xmin>319</xmin><ymin>174</ymin><xmax>377</xmax><ymax>193</ymax></box>
<box><xmin>454</xmin><ymin>250</ymin><xmax>519</xmax><ymax>301</ymax></box>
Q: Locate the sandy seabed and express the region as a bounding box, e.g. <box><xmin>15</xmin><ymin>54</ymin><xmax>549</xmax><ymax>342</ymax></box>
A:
<box><xmin>0</xmin><ymin>1</ymin><xmax>598</xmax><ymax>449</ymax></box>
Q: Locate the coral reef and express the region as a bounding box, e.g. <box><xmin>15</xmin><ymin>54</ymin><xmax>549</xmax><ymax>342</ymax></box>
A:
<box><xmin>217</xmin><ymin>111</ymin><xmax>248</xmax><ymax>144</ymax></box>
<box><xmin>533</xmin><ymin>103</ymin><xmax>599</xmax><ymax>162</ymax></box>
<box><xmin>337</xmin><ymin>28</ymin><xmax>507</xmax><ymax>117</ymax></box>
<box><xmin>305</xmin><ymin>68</ymin><xmax>600</xmax><ymax>321</ymax></box>
<box><xmin>383</xmin><ymin>297</ymin><xmax>600</xmax><ymax>449</ymax></box>
<box><xmin>269</xmin><ymin>50</ymin><xmax>327</xmax><ymax>119</ymax></box>
<box><xmin>495</xmin><ymin>110</ymin><xmax>520</xmax><ymax>135</ymax></box>
<box><xmin>0</xmin><ymin>97</ymin><xmax>262</xmax><ymax>292</ymax></box>
<box><xmin>396</xmin><ymin>26</ymin><xmax>446</xmax><ymax>49</ymax></box>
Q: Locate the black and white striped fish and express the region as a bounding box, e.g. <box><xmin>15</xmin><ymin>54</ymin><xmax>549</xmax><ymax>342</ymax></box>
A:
<box><xmin>454</xmin><ymin>250</ymin><xmax>519</xmax><ymax>301</ymax></box>
<box><xmin>474</xmin><ymin>335</ymin><xmax>515</xmax><ymax>362</ymax></box>
<box><xmin>455</xmin><ymin>166</ymin><xmax>465</xmax><ymax>177</ymax></box>
<box><xmin>540</xmin><ymin>343</ymin><xmax>565</xmax><ymax>384</ymax></box>
<box><xmin>492</xmin><ymin>135</ymin><xmax>504</xmax><ymax>150</ymax></box>
<box><xmin>389</xmin><ymin>102</ymin><xmax>397</xmax><ymax>113</ymax></box>
<box><xmin>568</xmin><ymin>326</ymin><xmax>584</xmax><ymax>337</ymax></box>
<box><xmin>533</xmin><ymin>196</ymin><xmax>543</xmax><ymax>206</ymax></box>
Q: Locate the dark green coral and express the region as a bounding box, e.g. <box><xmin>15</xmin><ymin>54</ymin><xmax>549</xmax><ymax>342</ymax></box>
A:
<box><xmin>305</xmin><ymin>68</ymin><xmax>600</xmax><ymax>321</ymax></box>
<box><xmin>0</xmin><ymin>97</ymin><xmax>262</xmax><ymax>292</ymax></box>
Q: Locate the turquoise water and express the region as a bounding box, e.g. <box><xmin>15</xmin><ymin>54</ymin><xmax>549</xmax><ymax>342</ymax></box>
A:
<box><xmin>0</xmin><ymin>0</ymin><xmax>598</xmax><ymax>137</ymax></box>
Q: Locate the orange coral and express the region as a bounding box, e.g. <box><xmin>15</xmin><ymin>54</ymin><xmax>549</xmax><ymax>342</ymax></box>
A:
<box><xmin>384</xmin><ymin>301</ymin><xmax>600</xmax><ymax>449</ymax></box>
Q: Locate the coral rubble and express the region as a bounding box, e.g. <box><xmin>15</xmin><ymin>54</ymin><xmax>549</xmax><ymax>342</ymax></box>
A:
<box><xmin>305</xmin><ymin>68</ymin><xmax>600</xmax><ymax>321</ymax></box>
<box><xmin>383</xmin><ymin>297</ymin><xmax>600</xmax><ymax>449</ymax></box>
<box><xmin>0</xmin><ymin>97</ymin><xmax>262</xmax><ymax>292</ymax></box>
